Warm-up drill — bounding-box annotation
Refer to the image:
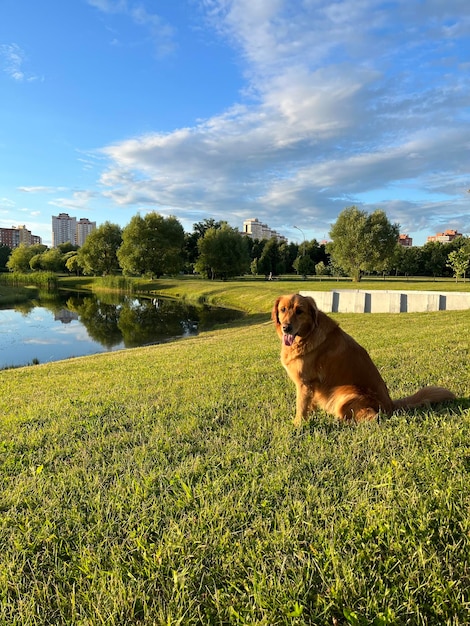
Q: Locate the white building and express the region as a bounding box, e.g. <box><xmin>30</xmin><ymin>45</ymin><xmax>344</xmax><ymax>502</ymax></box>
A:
<box><xmin>242</xmin><ymin>218</ymin><xmax>287</xmax><ymax>243</ymax></box>
<box><xmin>76</xmin><ymin>218</ymin><xmax>96</xmax><ymax>247</ymax></box>
<box><xmin>52</xmin><ymin>213</ymin><xmax>77</xmax><ymax>247</ymax></box>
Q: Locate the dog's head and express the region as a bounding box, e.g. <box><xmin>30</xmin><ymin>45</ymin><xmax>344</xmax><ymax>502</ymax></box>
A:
<box><xmin>272</xmin><ymin>294</ymin><xmax>318</xmax><ymax>346</ymax></box>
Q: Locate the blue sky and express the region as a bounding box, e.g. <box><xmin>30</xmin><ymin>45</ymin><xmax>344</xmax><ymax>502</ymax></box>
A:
<box><xmin>1</xmin><ymin>0</ymin><xmax>469</xmax><ymax>247</ymax></box>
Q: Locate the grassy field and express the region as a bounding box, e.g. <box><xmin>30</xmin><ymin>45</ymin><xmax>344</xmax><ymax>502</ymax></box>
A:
<box><xmin>0</xmin><ymin>279</ymin><xmax>469</xmax><ymax>624</ymax></box>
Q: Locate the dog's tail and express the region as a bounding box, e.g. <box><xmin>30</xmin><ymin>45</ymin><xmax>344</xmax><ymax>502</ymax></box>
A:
<box><xmin>393</xmin><ymin>386</ymin><xmax>456</xmax><ymax>411</ymax></box>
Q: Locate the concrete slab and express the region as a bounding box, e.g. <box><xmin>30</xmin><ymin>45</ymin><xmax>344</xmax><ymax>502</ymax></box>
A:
<box><xmin>299</xmin><ymin>289</ymin><xmax>470</xmax><ymax>313</ymax></box>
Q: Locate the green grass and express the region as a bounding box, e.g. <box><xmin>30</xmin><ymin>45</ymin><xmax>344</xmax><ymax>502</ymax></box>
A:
<box><xmin>0</xmin><ymin>280</ymin><xmax>469</xmax><ymax>624</ymax></box>
<box><xmin>57</xmin><ymin>275</ymin><xmax>470</xmax><ymax>323</ymax></box>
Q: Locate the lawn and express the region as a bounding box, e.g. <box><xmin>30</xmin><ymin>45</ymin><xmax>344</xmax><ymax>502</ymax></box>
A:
<box><xmin>0</xmin><ymin>279</ymin><xmax>469</xmax><ymax>624</ymax></box>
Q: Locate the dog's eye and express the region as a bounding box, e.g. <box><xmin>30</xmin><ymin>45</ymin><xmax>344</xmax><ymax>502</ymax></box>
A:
<box><xmin>295</xmin><ymin>308</ymin><xmax>302</xmax><ymax>315</ymax></box>
<box><xmin>280</xmin><ymin>306</ymin><xmax>286</xmax><ymax>313</ymax></box>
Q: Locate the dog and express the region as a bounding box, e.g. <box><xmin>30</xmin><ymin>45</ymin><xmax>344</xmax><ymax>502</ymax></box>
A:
<box><xmin>272</xmin><ymin>293</ymin><xmax>455</xmax><ymax>425</ymax></box>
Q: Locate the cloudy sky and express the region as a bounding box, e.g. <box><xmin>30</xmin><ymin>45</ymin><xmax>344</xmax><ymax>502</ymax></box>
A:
<box><xmin>1</xmin><ymin>0</ymin><xmax>469</xmax><ymax>247</ymax></box>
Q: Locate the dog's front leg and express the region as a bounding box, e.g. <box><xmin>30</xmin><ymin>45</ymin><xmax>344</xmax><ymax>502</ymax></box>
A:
<box><xmin>294</xmin><ymin>384</ymin><xmax>314</xmax><ymax>427</ymax></box>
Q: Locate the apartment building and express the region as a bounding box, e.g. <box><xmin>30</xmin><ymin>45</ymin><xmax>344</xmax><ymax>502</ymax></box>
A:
<box><xmin>52</xmin><ymin>213</ymin><xmax>77</xmax><ymax>247</ymax></box>
<box><xmin>76</xmin><ymin>218</ymin><xmax>96</xmax><ymax>247</ymax></box>
<box><xmin>52</xmin><ymin>213</ymin><xmax>96</xmax><ymax>247</ymax></box>
<box><xmin>427</xmin><ymin>229</ymin><xmax>462</xmax><ymax>243</ymax></box>
<box><xmin>398</xmin><ymin>234</ymin><xmax>413</xmax><ymax>247</ymax></box>
<box><xmin>0</xmin><ymin>225</ymin><xmax>42</xmax><ymax>248</ymax></box>
<box><xmin>242</xmin><ymin>218</ymin><xmax>287</xmax><ymax>243</ymax></box>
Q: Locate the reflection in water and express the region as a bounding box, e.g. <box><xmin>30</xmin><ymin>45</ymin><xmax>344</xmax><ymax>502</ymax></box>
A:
<box><xmin>66</xmin><ymin>293</ymin><xmax>241</xmax><ymax>348</ymax></box>
<box><xmin>0</xmin><ymin>291</ymin><xmax>244</xmax><ymax>369</ymax></box>
<box><xmin>54</xmin><ymin>309</ymin><xmax>79</xmax><ymax>324</ymax></box>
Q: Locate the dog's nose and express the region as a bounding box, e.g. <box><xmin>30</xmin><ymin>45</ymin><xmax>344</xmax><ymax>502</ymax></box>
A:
<box><xmin>282</xmin><ymin>323</ymin><xmax>292</xmax><ymax>333</ymax></box>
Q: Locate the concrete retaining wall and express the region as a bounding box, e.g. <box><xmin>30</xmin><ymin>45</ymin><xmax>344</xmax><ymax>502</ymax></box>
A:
<box><xmin>299</xmin><ymin>289</ymin><xmax>470</xmax><ymax>313</ymax></box>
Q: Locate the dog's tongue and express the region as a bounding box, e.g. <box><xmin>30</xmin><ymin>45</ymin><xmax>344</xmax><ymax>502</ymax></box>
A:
<box><xmin>283</xmin><ymin>334</ymin><xmax>296</xmax><ymax>347</ymax></box>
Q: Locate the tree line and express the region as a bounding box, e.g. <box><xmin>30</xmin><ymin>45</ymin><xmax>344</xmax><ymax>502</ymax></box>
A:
<box><xmin>1</xmin><ymin>208</ymin><xmax>469</xmax><ymax>281</ymax></box>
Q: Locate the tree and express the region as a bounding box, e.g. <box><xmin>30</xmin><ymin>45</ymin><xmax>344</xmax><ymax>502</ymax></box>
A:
<box><xmin>38</xmin><ymin>248</ymin><xmax>66</xmax><ymax>272</ymax></box>
<box><xmin>184</xmin><ymin>219</ymin><xmax>224</xmax><ymax>272</ymax></box>
<box><xmin>0</xmin><ymin>244</ymin><xmax>11</xmax><ymax>271</ymax></box>
<box><xmin>279</xmin><ymin>241</ymin><xmax>299</xmax><ymax>274</ymax></box>
<box><xmin>118</xmin><ymin>212</ymin><xmax>185</xmax><ymax>277</ymax></box>
<box><xmin>293</xmin><ymin>254</ymin><xmax>315</xmax><ymax>278</ymax></box>
<box><xmin>447</xmin><ymin>245</ymin><xmax>470</xmax><ymax>282</ymax></box>
<box><xmin>6</xmin><ymin>243</ymin><xmax>47</xmax><ymax>273</ymax></box>
<box><xmin>257</xmin><ymin>238</ymin><xmax>283</xmax><ymax>277</ymax></box>
<box><xmin>77</xmin><ymin>222</ymin><xmax>122</xmax><ymax>276</ymax></box>
<box><xmin>65</xmin><ymin>252</ymin><xmax>82</xmax><ymax>276</ymax></box>
<box><xmin>292</xmin><ymin>239</ymin><xmax>328</xmax><ymax>277</ymax></box>
<box><xmin>328</xmin><ymin>207</ymin><xmax>399</xmax><ymax>281</ymax></box>
<box><xmin>421</xmin><ymin>241</ymin><xmax>449</xmax><ymax>278</ymax></box>
<box><xmin>195</xmin><ymin>223</ymin><xmax>250</xmax><ymax>279</ymax></box>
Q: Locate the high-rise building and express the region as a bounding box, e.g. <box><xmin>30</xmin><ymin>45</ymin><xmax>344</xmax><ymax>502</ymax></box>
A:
<box><xmin>76</xmin><ymin>218</ymin><xmax>96</xmax><ymax>247</ymax></box>
<box><xmin>52</xmin><ymin>213</ymin><xmax>77</xmax><ymax>247</ymax></box>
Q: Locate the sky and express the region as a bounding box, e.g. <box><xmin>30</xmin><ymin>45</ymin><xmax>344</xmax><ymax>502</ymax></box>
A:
<box><xmin>0</xmin><ymin>0</ymin><xmax>469</xmax><ymax>248</ymax></box>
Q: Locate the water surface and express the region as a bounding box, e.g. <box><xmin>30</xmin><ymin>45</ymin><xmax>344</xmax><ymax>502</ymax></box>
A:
<box><xmin>0</xmin><ymin>291</ymin><xmax>243</xmax><ymax>369</ymax></box>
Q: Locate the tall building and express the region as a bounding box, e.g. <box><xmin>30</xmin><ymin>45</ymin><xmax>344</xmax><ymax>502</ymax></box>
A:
<box><xmin>52</xmin><ymin>213</ymin><xmax>77</xmax><ymax>247</ymax></box>
<box><xmin>242</xmin><ymin>218</ymin><xmax>287</xmax><ymax>243</ymax></box>
<box><xmin>76</xmin><ymin>218</ymin><xmax>96</xmax><ymax>247</ymax></box>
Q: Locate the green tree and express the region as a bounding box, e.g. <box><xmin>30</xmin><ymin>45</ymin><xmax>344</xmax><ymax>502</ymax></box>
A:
<box><xmin>39</xmin><ymin>248</ymin><xmax>65</xmax><ymax>272</ymax></box>
<box><xmin>292</xmin><ymin>239</ymin><xmax>328</xmax><ymax>277</ymax></box>
<box><xmin>315</xmin><ymin>261</ymin><xmax>330</xmax><ymax>276</ymax></box>
<box><xmin>6</xmin><ymin>243</ymin><xmax>47</xmax><ymax>273</ymax></box>
<box><xmin>0</xmin><ymin>244</ymin><xmax>11</xmax><ymax>271</ymax></box>
<box><xmin>278</xmin><ymin>241</ymin><xmax>299</xmax><ymax>274</ymax></box>
<box><xmin>328</xmin><ymin>207</ymin><xmax>399</xmax><ymax>281</ymax></box>
<box><xmin>447</xmin><ymin>245</ymin><xmax>470</xmax><ymax>282</ymax></box>
<box><xmin>184</xmin><ymin>219</ymin><xmax>224</xmax><ymax>272</ymax></box>
<box><xmin>257</xmin><ymin>238</ymin><xmax>282</xmax><ymax>277</ymax></box>
<box><xmin>77</xmin><ymin>222</ymin><xmax>122</xmax><ymax>276</ymax></box>
<box><xmin>118</xmin><ymin>212</ymin><xmax>185</xmax><ymax>278</ymax></box>
<box><xmin>195</xmin><ymin>223</ymin><xmax>250</xmax><ymax>279</ymax></box>
<box><xmin>65</xmin><ymin>252</ymin><xmax>81</xmax><ymax>276</ymax></box>
<box><xmin>293</xmin><ymin>253</ymin><xmax>315</xmax><ymax>278</ymax></box>
<box><xmin>421</xmin><ymin>241</ymin><xmax>449</xmax><ymax>277</ymax></box>
<box><xmin>57</xmin><ymin>242</ymin><xmax>79</xmax><ymax>254</ymax></box>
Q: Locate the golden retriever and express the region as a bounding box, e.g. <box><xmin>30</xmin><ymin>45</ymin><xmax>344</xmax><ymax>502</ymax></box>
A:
<box><xmin>272</xmin><ymin>293</ymin><xmax>455</xmax><ymax>425</ymax></box>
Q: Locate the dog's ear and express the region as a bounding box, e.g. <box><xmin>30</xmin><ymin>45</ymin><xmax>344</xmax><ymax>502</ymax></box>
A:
<box><xmin>271</xmin><ymin>297</ymin><xmax>282</xmax><ymax>325</ymax></box>
<box><xmin>304</xmin><ymin>296</ymin><xmax>318</xmax><ymax>328</ymax></box>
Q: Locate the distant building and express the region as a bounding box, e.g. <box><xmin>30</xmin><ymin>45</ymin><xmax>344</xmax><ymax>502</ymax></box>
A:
<box><xmin>242</xmin><ymin>218</ymin><xmax>287</xmax><ymax>243</ymax></box>
<box><xmin>0</xmin><ymin>225</ymin><xmax>42</xmax><ymax>248</ymax></box>
<box><xmin>398</xmin><ymin>234</ymin><xmax>413</xmax><ymax>247</ymax></box>
<box><xmin>76</xmin><ymin>218</ymin><xmax>96</xmax><ymax>247</ymax></box>
<box><xmin>52</xmin><ymin>213</ymin><xmax>77</xmax><ymax>247</ymax></box>
<box><xmin>52</xmin><ymin>213</ymin><xmax>96</xmax><ymax>247</ymax></box>
<box><xmin>427</xmin><ymin>229</ymin><xmax>462</xmax><ymax>243</ymax></box>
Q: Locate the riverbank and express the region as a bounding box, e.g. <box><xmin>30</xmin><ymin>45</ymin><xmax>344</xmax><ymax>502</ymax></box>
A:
<box><xmin>0</xmin><ymin>280</ymin><xmax>469</xmax><ymax>623</ymax></box>
<box><xmin>0</xmin><ymin>284</ymin><xmax>37</xmax><ymax>306</ymax></box>
<box><xmin>59</xmin><ymin>274</ymin><xmax>470</xmax><ymax>316</ymax></box>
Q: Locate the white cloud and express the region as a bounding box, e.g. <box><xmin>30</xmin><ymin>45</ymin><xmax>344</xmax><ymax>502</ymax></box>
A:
<box><xmin>0</xmin><ymin>43</ymin><xmax>40</xmax><ymax>82</ymax></box>
<box><xmin>18</xmin><ymin>186</ymin><xmax>68</xmax><ymax>194</ymax></box>
<box><xmin>92</xmin><ymin>0</ymin><xmax>470</xmax><ymax>241</ymax></box>
<box><xmin>49</xmin><ymin>190</ymin><xmax>98</xmax><ymax>213</ymax></box>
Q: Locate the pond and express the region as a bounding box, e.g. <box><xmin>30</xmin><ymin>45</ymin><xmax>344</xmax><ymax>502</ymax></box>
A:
<box><xmin>0</xmin><ymin>291</ymin><xmax>244</xmax><ymax>369</ymax></box>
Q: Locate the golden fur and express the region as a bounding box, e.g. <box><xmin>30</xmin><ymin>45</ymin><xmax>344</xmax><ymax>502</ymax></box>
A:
<box><xmin>272</xmin><ymin>293</ymin><xmax>455</xmax><ymax>425</ymax></box>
